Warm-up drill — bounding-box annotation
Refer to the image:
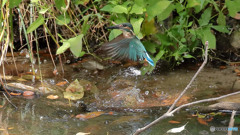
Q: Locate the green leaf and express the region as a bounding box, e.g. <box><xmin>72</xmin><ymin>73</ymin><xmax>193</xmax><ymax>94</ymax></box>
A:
<box><xmin>112</xmin><ymin>5</ymin><xmax>128</xmax><ymax>14</ymax></box>
<box><xmin>82</xmin><ymin>16</ymin><xmax>90</xmax><ymax>35</ymax></box>
<box><xmin>186</xmin><ymin>0</ymin><xmax>200</xmax><ymax>8</ymax></box>
<box><xmin>130</xmin><ymin>17</ymin><xmax>144</xmax><ymax>36</ymax></box>
<box><xmin>69</xmin><ymin>34</ymin><xmax>84</xmax><ymax>57</ymax></box>
<box><xmin>211</xmin><ymin>25</ymin><xmax>229</xmax><ymax>33</ymax></box>
<box><xmin>197</xmin><ymin>27</ymin><xmax>216</xmax><ymax>49</ymax></box>
<box><xmin>109</xmin><ymin>29</ymin><xmax>122</xmax><ymax>41</ymax></box>
<box><xmin>55</xmin><ymin>0</ymin><xmax>66</xmax><ymax>10</ymax></box>
<box><xmin>146</xmin><ymin>0</ymin><xmax>172</xmax><ymax>21</ymax></box>
<box><xmin>217</xmin><ymin>12</ymin><xmax>226</xmax><ymax>26</ymax></box>
<box><xmin>1</xmin><ymin>0</ymin><xmax>7</xmax><ymax>7</ymax></box>
<box><xmin>130</xmin><ymin>4</ymin><xmax>144</xmax><ymax>14</ymax></box>
<box><xmin>157</xmin><ymin>4</ymin><xmax>175</xmax><ymax>21</ymax></box>
<box><xmin>135</xmin><ymin>0</ymin><xmax>145</xmax><ymax>7</ymax></box>
<box><xmin>142</xmin><ymin>41</ymin><xmax>157</xmax><ymax>53</ymax></box>
<box><xmin>225</xmin><ymin>0</ymin><xmax>240</xmax><ymax>18</ymax></box>
<box><xmin>56</xmin><ymin>41</ymin><xmax>71</xmax><ymax>55</ymax></box>
<box><xmin>79</xmin><ymin>51</ymin><xmax>86</xmax><ymax>57</ymax></box>
<box><xmin>183</xmin><ymin>54</ymin><xmax>194</xmax><ymax>58</ymax></box>
<box><xmin>39</xmin><ymin>7</ymin><xmax>51</xmax><ymax>14</ymax></box>
<box><xmin>73</xmin><ymin>0</ymin><xmax>89</xmax><ymax>6</ymax></box>
<box><xmin>198</xmin><ymin>7</ymin><xmax>212</xmax><ymax>26</ymax></box>
<box><xmin>31</xmin><ymin>0</ymin><xmax>39</xmax><ymax>3</ymax></box>
<box><xmin>9</xmin><ymin>0</ymin><xmax>22</xmax><ymax>8</ymax></box>
<box><xmin>56</xmin><ymin>13</ymin><xmax>70</xmax><ymax>25</ymax></box>
<box><xmin>100</xmin><ymin>4</ymin><xmax>114</xmax><ymax>12</ymax></box>
<box><xmin>26</xmin><ymin>15</ymin><xmax>44</xmax><ymax>34</ymax></box>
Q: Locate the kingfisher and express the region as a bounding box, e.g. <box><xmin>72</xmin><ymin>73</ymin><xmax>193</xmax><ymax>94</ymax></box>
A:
<box><xmin>101</xmin><ymin>23</ymin><xmax>154</xmax><ymax>66</ymax></box>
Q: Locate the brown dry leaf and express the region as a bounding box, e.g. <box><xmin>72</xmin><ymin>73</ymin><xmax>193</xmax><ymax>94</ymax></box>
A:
<box><xmin>169</xmin><ymin>120</ymin><xmax>181</xmax><ymax>124</ymax></box>
<box><xmin>0</xmin><ymin>75</ymin><xmax>13</xmax><ymax>80</ymax></box>
<box><xmin>23</xmin><ymin>91</ymin><xmax>34</xmax><ymax>97</ymax></box>
<box><xmin>17</xmin><ymin>78</ymin><xmax>27</xmax><ymax>82</ymax></box>
<box><xmin>0</xmin><ymin>105</ymin><xmax>3</xmax><ymax>108</ymax></box>
<box><xmin>7</xmin><ymin>83</ymin><xmax>35</xmax><ymax>91</ymax></box>
<box><xmin>76</xmin><ymin>111</ymin><xmax>105</xmax><ymax>119</ymax></box>
<box><xmin>234</xmin><ymin>13</ymin><xmax>240</xmax><ymax>20</ymax></box>
<box><xmin>10</xmin><ymin>92</ymin><xmax>21</xmax><ymax>96</ymax></box>
<box><xmin>8</xmin><ymin>127</ymin><xmax>14</xmax><ymax>130</ymax></box>
<box><xmin>56</xmin><ymin>81</ymin><xmax>67</xmax><ymax>86</ymax></box>
<box><xmin>219</xmin><ymin>66</ymin><xmax>226</xmax><ymax>69</ymax></box>
<box><xmin>234</xmin><ymin>68</ymin><xmax>240</xmax><ymax>73</ymax></box>
<box><xmin>47</xmin><ymin>95</ymin><xmax>59</xmax><ymax>100</ymax></box>
<box><xmin>237</xmin><ymin>73</ymin><xmax>240</xmax><ymax>76</ymax></box>
<box><xmin>197</xmin><ymin>118</ymin><xmax>208</xmax><ymax>125</ymax></box>
<box><xmin>0</xmin><ymin>129</ymin><xmax>5</xmax><ymax>131</ymax></box>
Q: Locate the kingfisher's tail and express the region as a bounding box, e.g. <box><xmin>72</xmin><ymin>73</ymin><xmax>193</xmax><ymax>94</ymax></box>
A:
<box><xmin>145</xmin><ymin>53</ymin><xmax>154</xmax><ymax>66</ymax></box>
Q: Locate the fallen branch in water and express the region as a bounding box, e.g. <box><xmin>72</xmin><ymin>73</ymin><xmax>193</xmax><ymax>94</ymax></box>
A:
<box><xmin>133</xmin><ymin>41</ymin><xmax>239</xmax><ymax>135</ymax></box>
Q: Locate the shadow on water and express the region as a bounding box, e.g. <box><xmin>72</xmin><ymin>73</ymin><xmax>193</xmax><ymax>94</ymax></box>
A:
<box><xmin>0</xmin><ymin>56</ymin><xmax>239</xmax><ymax>135</ymax></box>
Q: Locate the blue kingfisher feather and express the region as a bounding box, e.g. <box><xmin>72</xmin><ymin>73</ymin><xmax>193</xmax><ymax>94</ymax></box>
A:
<box><xmin>101</xmin><ymin>23</ymin><xmax>154</xmax><ymax>66</ymax></box>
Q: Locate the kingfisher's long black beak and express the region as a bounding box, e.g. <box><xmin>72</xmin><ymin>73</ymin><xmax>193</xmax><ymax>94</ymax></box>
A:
<box><xmin>106</xmin><ymin>25</ymin><xmax>121</xmax><ymax>30</ymax></box>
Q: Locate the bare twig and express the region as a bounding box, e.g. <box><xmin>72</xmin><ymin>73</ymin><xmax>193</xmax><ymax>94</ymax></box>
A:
<box><xmin>228</xmin><ymin>110</ymin><xmax>236</xmax><ymax>135</ymax></box>
<box><xmin>134</xmin><ymin>41</ymin><xmax>209</xmax><ymax>135</ymax></box>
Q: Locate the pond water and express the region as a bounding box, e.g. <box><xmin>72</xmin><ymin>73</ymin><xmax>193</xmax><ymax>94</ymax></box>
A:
<box><xmin>0</xmin><ymin>56</ymin><xmax>239</xmax><ymax>135</ymax></box>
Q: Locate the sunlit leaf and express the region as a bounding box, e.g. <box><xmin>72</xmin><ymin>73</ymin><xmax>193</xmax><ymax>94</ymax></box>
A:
<box><xmin>69</xmin><ymin>34</ymin><xmax>84</xmax><ymax>57</ymax></box>
<box><xmin>112</xmin><ymin>5</ymin><xmax>128</xmax><ymax>14</ymax></box>
<box><xmin>73</xmin><ymin>0</ymin><xmax>90</xmax><ymax>6</ymax></box>
<box><xmin>146</xmin><ymin>0</ymin><xmax>172</xmax><ymax>21</ymax></box>
<box><xmin>167</xmin><ymin>122</ymin><xmax>188</xmax><ymax>133</ymax></box>
<box><xmin>2</xmin><ymin>0</ymin><xmax>7</xmax><ymax>7</ymax></box>
<box><xmin>31</xmin><ymin>0</ymin><xmax>39</xmax><ymax>3</ymax></box>
<box><xmin>39</xmin><ymin>7</ymin><xmax>51</xmax><ymax>14</ymax></box>
<box><xmin>130</xmin><ymin>4</ymin><xmax>143</xmax><ymax>14</ymax></box>
<box><xmin>56</xmin><ymin>41</ymin><xmax>70</xmax><ymax>55</ymax></box>
<box><xmin>197</xmin><ymin>27</ymin><xmax>216</xmax><ymax>49</ymax></box>
<box><xmin>9</xmin><ymin>0</ymin><xmax>22</xmax><ymax>8</ymax></box>
<box><xmin>100</xmin><ymin>4</ymin><xmax>114</xmax><ymax>12</ymax></box>
<box><xmin>130</xmin><ymin>17</ymin><xmax>144</xmax><ymax>37</ymax></box>
<box><xmin>225</xmin><ymin>0</ymin><xmax>240</xmax><ymax>18</ymax></box>
<box><xmin>26</xmin><ymin>15</ymin><xmax>44</xmax><ymax>34</ymax></box>
<box><xmin>186</xmin><ymin>0</ymin><xmax>200</xmax><ymax>8</ymax></box>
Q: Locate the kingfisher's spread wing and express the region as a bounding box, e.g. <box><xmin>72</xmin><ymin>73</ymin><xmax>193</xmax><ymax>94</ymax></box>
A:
<box><xmin>102</xmin><ymin>34</ymin><xmax>154</xmax><ymax>66</ymax></box>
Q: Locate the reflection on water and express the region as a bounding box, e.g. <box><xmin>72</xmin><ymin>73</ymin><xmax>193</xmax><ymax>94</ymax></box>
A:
<box><xmin>0</xmin><ymin>58</ymin><xmax>239</xmax><ymax>135</ymax></box>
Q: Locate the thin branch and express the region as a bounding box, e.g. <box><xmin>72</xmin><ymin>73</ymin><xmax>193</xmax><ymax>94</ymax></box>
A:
<box><xmin>134</xmin><ymin>41</ymin><xmax>209</xmax><ymax>135</ymax></box>
<box><xmin>228</xmin><ymin>110</ymin><xmax>236</xmax><ymax>135</ymax></box>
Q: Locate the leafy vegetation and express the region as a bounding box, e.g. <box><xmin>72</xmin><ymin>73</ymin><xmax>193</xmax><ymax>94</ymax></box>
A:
<box><xmin>0</xmin><ymin>0</ymin><xmax>240</xmax><ymax>74</ymax></box>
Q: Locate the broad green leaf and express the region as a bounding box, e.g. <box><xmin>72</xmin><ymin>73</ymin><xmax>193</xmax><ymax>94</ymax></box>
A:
<box><xmin>146</xmin><ymin>0</ymin><xmax>172</xmax><ymax>21</ymax></box>
<box><xmin>55</xmin><ymin>0</ymin><xmax>66</xmax><ymax>10</ymax></box>
<box><xmin>142</xmin><ymin>41</ymin><xmax>157</xmax><ymax>53</ymax></box>
<box><xmin>225</xmin><ymin>0</ymin><xmax>240</xmax><ymax>18</ymax></box>
<box><xmin>69</xmin><ymin>34</ymin><xmax>84</xmax><ymax>57</ymax></box>
<box><xmin>130</xmin><ymin>4</ymin><xmax>144</xmax><ymax>14</ymax></box>
<box><xmin>186</xmin><ymin>0</ymin><xmax>200</xmax><ymax>8</ymax></box>
<box><xmin>56</xmin><ymin>13</ymin><xmax>70</xmax><ymax>25</ymax></box>
<box><xmin>135</xmin><ymin>0</ymin><xmax>145</xmax><ymax>7</ymax></box>
<box><xmin>79</xmin><ymin>51</ymin><xmax>86</xmax><ymax>57</ymax></box>
<box><xmin>100</xmin><ymin>4</ymin><xmax>113</xmax><ymax>12</ymax></box>
<box><xmin>175</xmin><ymin>3</ymin><xmax>184</xmax><ymax>13</ymax></box>
<box><xmin>197</xmin><ymin>27</ymin><xmax>216</xmax><ymax>49</ymax></box>
<box><xmin>157</xmin><ymin>4</ymin><xmax>175</xmax><ymax>21</ymax></box>
<box><xmin>9</xmin><ymin>0</ymin><xmax>22</xmax><ymax>8</ymax></box>
<box><xmin>211</xmin><ymin>25</ymin><xmax>229</xmax><ymax>33</ymax></box>
<box><xmin>130</xmin><ymin>18</ymin><xmax>144</xmax><ymax>36</ymax></box>
<box><xmin>26</xmin><ymin>15</ymin><xmax>44</xmax><ymax>34</ymax></box>
<box><xmin>198</xmin><ymin>7</ymin><xmax>212</xmax><ymax>26</ymax></box>
<box><xmin>183</xmin><ymin>54</ymin><xmax>194</xmax><ymax>58</ymax></box>
<box><xmin>217</xmin><ymin>12</ymin><xmax>226</xmax><ymax>26</ymax></box>
<box><xmin>112</xmin><ymin>5</ymin><xmax>128</xmax><ymax>14</ymax></box>
<box><xmin>56</xmin><ymin>41</ymin><xmax>70</xmax><ymax>55</ymax></box>
<box><xmin>109</xmin><ymin>29</ymin><xmax>122</xmax><ymax>41</ymax></box>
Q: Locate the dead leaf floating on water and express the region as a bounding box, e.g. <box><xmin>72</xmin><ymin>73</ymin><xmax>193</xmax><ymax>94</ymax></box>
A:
<box><xmin>10</xmin><ymin>92</ymin><xmax>21</xmax><ymax>96</ymax></box>
<box><xmin>76</xmin><ymin>111</ymin><xmax>105</xmax><ymax>119</ymax></box>
<box><xmin>23</xmin><ymin>91</ymin><xmax>34</xmax><ymax>97</ymax></box>
<box><xmin>7</xmin><ymin>83</ymin><xmax>35</xmax><ymax>91</ymax></box>
<box><xmin>47</xmin><ymin>95</ymin><xmax>59</xmax><ymax>99</ymax></box>
<box><xmin>63</xmin><ymin>79</ymin><xmax>84</xmax><ymax>100</ymax></box>
<box><xmin>76</xmin><ymin>132</ymin><xmax>90</xmax><ymax>135</ymax></box>
<box><xmin>169</xmin><ymin>120</ymin><xmax>181</xmax><ymax>124</ymax></box>
<box><xmin>166</xmin><ymin>122</ymin><xmax>188</xmax><ymax>133</ymax></box>
<box><xmin>56</xmin><ymin>81</ymin><xmax>67</xmax><ymax>86</ymax></box>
